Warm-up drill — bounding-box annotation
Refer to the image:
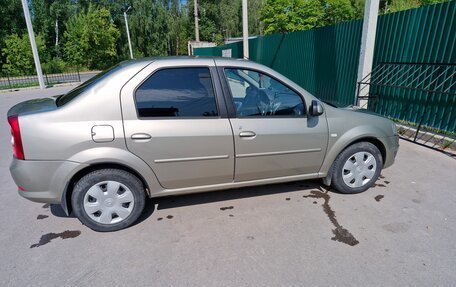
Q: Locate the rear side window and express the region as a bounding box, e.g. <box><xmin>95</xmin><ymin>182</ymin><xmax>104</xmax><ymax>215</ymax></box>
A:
<box><xmin>135</xmin><ymin>67</ymin><xmax>218</xmax><ymax>118</ymax></box>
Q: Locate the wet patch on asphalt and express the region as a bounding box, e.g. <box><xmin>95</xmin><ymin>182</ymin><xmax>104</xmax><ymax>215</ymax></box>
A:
<box><xmin>30</xmin><ymin>230</ymin><xmax>81</xmax><ymax>248</ymax></box>
<box><xmin>374</xmin><ymin>195</ymin><xmax>384</xmax><ymax>202</ymax></box>
<box><xmin>220</xmin><ymin>206</ymin><xmax>234</xmax><ymax>211</ymax></box>
<box><xmin>36</xmin><ymin>214</ymin><xmax>49</xmax><ymax>220</ymax></box>
<box><xmin>303</xmin><ymin>190</ymin><xmax>359</xmax><ymax>246</ymax></box>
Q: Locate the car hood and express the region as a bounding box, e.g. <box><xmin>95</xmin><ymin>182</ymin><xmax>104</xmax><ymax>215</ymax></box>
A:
<box><xmin>341</xmin><ymin>105</ymin><xmax>384</xmax><ymax>117</ymax></box>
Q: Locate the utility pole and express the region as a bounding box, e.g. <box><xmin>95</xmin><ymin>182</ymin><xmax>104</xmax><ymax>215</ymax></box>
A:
<box><xmin>194</xmin><ymin>0</ymin><xmax>200</xmax><ymax>42</ymax></box>
<box><xmin>242</xmin><ymin>0</ymin><xmax>249</xmax><ymax>59</ymax></box>
<box><xmin>21</xmin><ymin>0</ymin><xmax>45</xmax><ymax>89</ymax></box>
<box><xmin>356</xmin><ymin>0</ymin><xmax>379</xmax><ymax>107</ymax></box>
<box><xmin>124</xmin><ymin>6</ymin><xmax>134</xmax><ymax>59</ymax></box>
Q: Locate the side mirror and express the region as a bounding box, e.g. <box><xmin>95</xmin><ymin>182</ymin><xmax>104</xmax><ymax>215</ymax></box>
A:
<box><xmin>309</xmin><ymin>100</ymin><xmax>324</xmax><ymax>116</ymax></box>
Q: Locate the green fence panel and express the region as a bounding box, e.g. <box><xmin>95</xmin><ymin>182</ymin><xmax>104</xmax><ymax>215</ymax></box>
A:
<box><xmin>371</xmin><ymin>1</ymin><xmax>455</xmax><ymax>133</ymax></box>
<box><xmin>194</xmin><ymin>1</ymin><xmax>455</xmax><ymax>132</ymax></box>
<box><xmin>195</xmin><ymin>20</ymin><xmax>363</xmax><ymax>106</ymax></box>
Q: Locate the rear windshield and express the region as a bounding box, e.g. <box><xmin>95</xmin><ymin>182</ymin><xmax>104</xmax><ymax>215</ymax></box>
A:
<box><xmin>56</xmin><ymin>64</ymin><xmax>121</xmax><ymax>107</ymax></box>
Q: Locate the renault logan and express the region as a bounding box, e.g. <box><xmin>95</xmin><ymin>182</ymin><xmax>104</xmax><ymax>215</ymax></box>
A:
<box><xmin>8</xmin><ymin>57</ymin><xmax>399</xmax><ymax>231</ymax></box>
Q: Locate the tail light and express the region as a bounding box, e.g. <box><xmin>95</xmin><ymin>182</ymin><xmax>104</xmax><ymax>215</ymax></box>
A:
<box><xmin>7</xmin><ymin>115</ymin><xmax>25</xmax><ymax>160</ymax></box>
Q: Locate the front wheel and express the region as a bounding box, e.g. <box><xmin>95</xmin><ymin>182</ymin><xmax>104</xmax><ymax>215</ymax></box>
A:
<box><xmin>330</xmin><ymin>142</ymin><xmax>383</xmax><ymax>194</ymax></box>
<box><xmin>71</xmin><ymin>169</ymin><xmax>146</xmax><ymax>232</ymax></box>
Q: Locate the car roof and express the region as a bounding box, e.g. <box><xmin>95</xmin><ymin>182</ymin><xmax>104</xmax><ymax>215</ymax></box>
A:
<box><xmin>126</xmin><ymin>56</ymin><xmax>249</xmax><ymax>66</ymax></box>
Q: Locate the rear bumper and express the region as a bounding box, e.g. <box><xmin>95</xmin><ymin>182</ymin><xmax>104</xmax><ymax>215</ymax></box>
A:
<box><xmin>9</xmin><ymin>158</ymin><xmax>87</xmax><ymax>204</ymax></box>
<box><xmin>382</xmin><ymin>135</ymin><xmax>400</xmax><ymax>169</ymax></box>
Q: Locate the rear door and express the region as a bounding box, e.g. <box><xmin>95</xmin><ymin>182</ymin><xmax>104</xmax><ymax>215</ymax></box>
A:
<box><xmin>120</xmin><ymin>60</ymin><xmax>234</xmax><ymax>189</ymax></box>
<box><xmin>219</xmin><ymin>67</ymin><xmax>328</xmax><ymax>182</ymax></box>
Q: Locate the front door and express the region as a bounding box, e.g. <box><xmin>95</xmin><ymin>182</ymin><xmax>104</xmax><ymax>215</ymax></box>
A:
<box><xmin>222</xmin><ymin>68</ymin><xmax>328</xmax><ymax>182</ymax></box>
<box><xmin>121</xmin><ymin>63</ymin><xmax>234</xmax><ymax>189</ymax></box>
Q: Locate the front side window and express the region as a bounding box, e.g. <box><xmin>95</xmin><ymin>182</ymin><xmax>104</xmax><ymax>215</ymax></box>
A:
<box><xmin>135</xmin><ymin>67</ymin><xmax>218</xmax><ymax>118</ymax></box>
<box><xmin>224</xmin><ymin>68</ymin><xmax>305</xmax><ymax>117</ymax></box>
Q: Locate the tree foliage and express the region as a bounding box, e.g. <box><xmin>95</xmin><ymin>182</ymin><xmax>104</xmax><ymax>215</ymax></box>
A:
<box><xmin>321</xmin><ymin>0</ymin><xmax>356</xmax><ymax>25</ymax></box>
<box><xmin>261</xmin><ymin>0</ymin><xmax>324</xmax><ymax>34</ymax></box>
<box><xmin>0</xmin><ymin>0</ymin><xmax>451</xmax><ymax>75</ymax></box>
<box><xmin>2</xmin><ymin>34</ymin><xmax>46</xmax><ymax>76</ymax></box>
<box><xmin>128</xmin><ymin>0</ymin><xmax>170</xmax><ymax>57</ymax></box>
<box><xmin>63</xmin><ymin>5</ymin><xmax>120</xmax><ymax>69</ymax></box>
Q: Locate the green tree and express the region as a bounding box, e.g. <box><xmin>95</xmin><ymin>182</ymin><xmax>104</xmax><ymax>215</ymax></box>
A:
<box><xmin>248</xmin><ymin>0</ymin><xmax>266</xmax><ymax>35</ymax></box>
<box><xmin>63</xmin><ymin>5</ymin><xmax>120</xmax><ymax>69</ymax></box>
<box><xmin>0</xmin><ymin>0</ymin><xmax>26</xmax><ymax>72</ymax></box>
<box><xmin>383</xmin><ymin>0</ymin><xmax>421</xmax><ymax>13</ymax></box>
<box><xmin>2</xmin><ymin>34</ymin><xmax>46</xmax><ymax>76</ymax></box>
<box><xmin>261</xmin><ymin>0</ymin><xmax>324</xmax><ymax>34</ymax></box>
<box><xmin>128</xmin><ymin>0</ymin><xmax>169</xmax><ymax>57</ymax></box>
<box><xmin>321</xmin><ymin>0</ymin><xmax>356</xmax><ymax>25</ymax></box>
<box><xmin>168</xmin><ymin>0</ymin><xmax>191</xmax><ymax>55</ymax></box>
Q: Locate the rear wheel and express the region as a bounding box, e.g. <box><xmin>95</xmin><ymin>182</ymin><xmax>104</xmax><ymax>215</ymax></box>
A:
<box><xmin>71</xmin><ymin>169</ymin><xmax>146</xmax><ymax>232</ymax></box>
<box><xmin>330</xmin><ymin>142</ymin><xmax>383</xmax><ymax>194</ymax></box>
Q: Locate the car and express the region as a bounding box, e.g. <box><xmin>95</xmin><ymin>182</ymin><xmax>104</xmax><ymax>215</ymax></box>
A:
<box><xmin>8</xmin><ymin>57</ymin><xmax>399</xmax><ymax>232</ymax></box>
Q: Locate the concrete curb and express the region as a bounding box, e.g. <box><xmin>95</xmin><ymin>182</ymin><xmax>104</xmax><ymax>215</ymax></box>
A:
<box><xmin>397</xmin><ymin>123</ymin><xmax>456</xmax><ymax>155</ymax></box>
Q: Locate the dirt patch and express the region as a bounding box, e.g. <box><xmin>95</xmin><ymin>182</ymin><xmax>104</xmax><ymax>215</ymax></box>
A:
<box><xmin>303</xmin><ymin>190</ymin><xmax>359</xmax><ymax>246</ymax></box>
<box><xmin>30</xmin><ymin>230</ymin><xmax>81</xmax><ymax>248</ymax></box>
<box><xmin>220</xmin><ymin>206</ymin><xmax>234</xmax><ymax>211</ymax></box>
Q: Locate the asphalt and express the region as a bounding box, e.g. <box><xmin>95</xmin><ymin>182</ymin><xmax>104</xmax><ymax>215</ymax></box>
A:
<box><xmin>0</xmin><ymin>85</ymin><xmax>455</xmax><ymax>286</ymax></box>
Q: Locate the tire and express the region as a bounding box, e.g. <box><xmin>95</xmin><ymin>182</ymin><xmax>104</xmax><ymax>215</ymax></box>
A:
<box><xmin>71</xmin><ymin>169</ymin><xmax>146</xmax><ymax>232</ymax></box>
<box><xmin>330</xmin><ymin>142</ymin><xmax>383</xmax><ymax>194</ymax></box>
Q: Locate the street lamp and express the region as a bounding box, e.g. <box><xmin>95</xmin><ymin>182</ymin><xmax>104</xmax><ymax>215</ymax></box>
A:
<box><xmin>124</xmin><ymin>6</ymin><xmax>134</xmax><ymax>59</ymax></box>
<box><xmin>21</xmin><ymin>0</ymin><xmax>45</xmax><ymax>89</ymax></box>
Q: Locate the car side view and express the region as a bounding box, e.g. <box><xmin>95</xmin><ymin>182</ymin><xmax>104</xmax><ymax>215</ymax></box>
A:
<box><xmin>8</xmin><ymin>57</ymin><xmax>399</xmax><ymax>231</ymax></box>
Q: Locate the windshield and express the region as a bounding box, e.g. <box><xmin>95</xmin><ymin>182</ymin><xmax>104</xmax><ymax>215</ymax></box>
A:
<box><xmin>56</xmin><ymin>64</ymin><xmax>122</xmax><ymax>107</ymax></box>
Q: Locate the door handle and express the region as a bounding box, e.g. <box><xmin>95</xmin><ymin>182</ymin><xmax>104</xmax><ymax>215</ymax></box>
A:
<box><xmin>131</xmin><ymin>133</ymin><xmax>152</xmax><ymax>140</ymax></box>
<box><xmin>239</xmin><ymin>131</ymin><xmax>256</xmax><ymax>138</ymax></box>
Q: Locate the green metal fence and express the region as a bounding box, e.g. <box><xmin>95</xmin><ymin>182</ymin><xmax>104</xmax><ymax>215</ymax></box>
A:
<box><xmin>195</xmin><ymin>21</ymin><xmax>363</xmax><ymax>106</ymax></box>
<box><xmin>194</xmin><ymin>1</ymin><xmax>455</xmax><ymax>132</ymax></box>
<box><xmin>370</xmin><ymin>0</ymin><xmax>455</xmax><ymax>133</ymax></box>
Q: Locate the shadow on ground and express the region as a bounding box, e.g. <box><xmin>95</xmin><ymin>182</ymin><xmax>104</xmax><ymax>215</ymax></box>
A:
<box><xmin>154</xmin><ymin>179</ymin><xmax>324</xmax><ymax>210</ymax></box>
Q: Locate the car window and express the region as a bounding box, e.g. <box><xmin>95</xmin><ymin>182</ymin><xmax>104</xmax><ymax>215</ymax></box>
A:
<box><xmin>56</xmin><ymin>64</ymin><xmax>122</xmax><ymax>107</ymax></box>
<box><xmin>224</xmin><ymin>68</ymin><xmax>305</xmax><ymax>117</ymax></box>
<box><xmin>135</xmin><ymin>67</ymin><xmax>218</xmax><ymax>118</ymax></box>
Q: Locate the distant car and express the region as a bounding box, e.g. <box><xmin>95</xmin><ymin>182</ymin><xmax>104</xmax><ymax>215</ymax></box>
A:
<box><xmin>8</xmin><ymin>57</ymin><xmax>399</xmax><ymax>231</ymax></box>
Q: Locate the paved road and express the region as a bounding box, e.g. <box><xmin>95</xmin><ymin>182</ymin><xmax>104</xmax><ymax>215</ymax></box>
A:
<box><xmin>1</xmin><ymin>86</ymin><xmax>455</xmax><ymax>286</ymax></box>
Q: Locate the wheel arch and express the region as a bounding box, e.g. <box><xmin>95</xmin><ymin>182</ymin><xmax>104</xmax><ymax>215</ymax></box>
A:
<box><xmin>61</xmin><ymin>162</ymin><xmax>151</xmax><ymax>216</ymax></box>
<box><xmin>321</xmin><ymin>136</ymin><xmax>387</xmax><ymax>186</ymax></box>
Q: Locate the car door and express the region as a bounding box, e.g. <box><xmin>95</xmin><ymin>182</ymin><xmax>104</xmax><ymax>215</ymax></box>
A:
<box><xmin>120</xmin><ymin>60</ymin><xmax>234</xmax><ymax>189</ymax></box>
<box><xmin>220</xmin><ymin>67</ymin><xmax>328</xmax><ymax>182</ymax></box>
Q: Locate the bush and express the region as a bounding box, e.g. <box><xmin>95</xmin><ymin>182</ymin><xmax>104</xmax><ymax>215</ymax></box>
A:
<box><xmin>42</xmin><ymin>58</ymin><xmax>67</xmax><ymax>74</ymax></box>
<box><xmin>63</xmin><ymin>5</ymin><xmax>120</xmax><ymax>70</ymax></box>
<box><xmin>2</xmin><ymin>34</ymin><xmax>47</xmax><ymax>76</ymax></box>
